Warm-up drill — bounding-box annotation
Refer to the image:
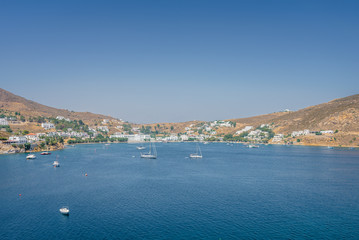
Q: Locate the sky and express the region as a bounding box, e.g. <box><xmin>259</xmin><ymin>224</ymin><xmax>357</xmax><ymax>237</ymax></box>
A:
<box><xmin>0</xmin><ymin>0</ymin><xmax>358</xmax><ymax>123</ymax></box>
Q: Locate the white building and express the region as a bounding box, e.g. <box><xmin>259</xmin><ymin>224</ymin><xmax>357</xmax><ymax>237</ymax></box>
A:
<box><xmin>110</xmin><ymin>133</ymin><xmax>150</xmax><ymax>142</ymax></box>
<box><xmin>97</xmin><ymin>126</ymin><xmax>109</xmax><ymax>132</ymax></box>
<box><xmin>291</xmin><ymin>129</ymin><xmax>310</xmax><ymax>137</ymax></box>
<box><xmin>0</xmin><ymin>118</ymin><xmax>9</xmax><ymax>125</ymax></box>
<box><xmin>56</xmin><ymin>116</ymin><xmax>70</xmax><ymax>121</ymax></box>
<box><xmin>102</xmin><ymin>119</ymin><xmax>110</xmax><ymax>124</ymax></box>
<box><xmin>9</xmin><ymin>136</ymin><xmax>27</xmax><ymax>144</ymax></box>
<box><xmin>41</xmin><ymin>123</ymin><xmax>55</xmax><ymax>130</ymax></box>
<box><xmin>219</xmin><ymin>121</ymin><xmax>232</xmax><ymax>127</ymax></box>
<box><xmin>235</xmin><ymin>126</ymin><xmax>253</xmax><ymax>135</ymax></box>
<box><xmin>164</xmin><ymin>134</ymin><xmax>179</xmax><ymax>141</ymax></box>
<box><xmin>272</xmin><ymin>134</ymin><xmax>284</xmax><ymax>142</ymax></box>
<box><xmin>321</xmin><ymin>130</ymin><xmax>334</xmax><ymax>134</ymax></box>
<box><xmin>180</xmin><ymin>135</ymin><xmax>189</xmax><ymax>141</ymax></box>
<box><xmin>25</xmin><ymin>133</ymin><xmax>39</xmax><ymax>142</ymax></box>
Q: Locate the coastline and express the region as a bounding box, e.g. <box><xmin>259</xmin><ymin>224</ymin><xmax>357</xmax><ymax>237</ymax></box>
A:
<box><xmin>1</xmin><ymin>140</ymin><xmax>357</xmax><ymax>156</ymax></box>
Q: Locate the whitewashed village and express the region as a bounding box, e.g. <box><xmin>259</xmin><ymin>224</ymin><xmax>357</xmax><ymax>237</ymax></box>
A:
<box><xmin>0</xmin><ymin>111</ymin><xmax>338</xmax><ymax>154</ymax></box>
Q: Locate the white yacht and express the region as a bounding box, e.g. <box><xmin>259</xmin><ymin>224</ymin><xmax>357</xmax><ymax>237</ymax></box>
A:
<box><xmin>140</xmin><ymin>142</ymin><xmax>157</xmax><ymax>159</ymax></box>
<box><xmin>190</xmin><ymin>143</ymin><xmax>203</xmax><ymax>159</ymax></box>
<box><xmin>136</xmin><ymin>146</ymin><xmax>146</xmax><ymax>150</ymax></box>
<box><xmin>59</xmin><ymin>207</ymin><xmax>69</xmax><ymax>215</ymax></box>
<box><xmin>26</xmin><ymin>154</ymin><xmax>36</xmax><ymax>160</ymax></box>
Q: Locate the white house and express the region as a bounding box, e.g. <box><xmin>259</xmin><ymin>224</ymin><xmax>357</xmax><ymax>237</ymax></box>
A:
<box><xmin>219</xmin><ymin>121</ymin><xmax>232</xmax><ymax>127</ymax></box>
<box><xmin>236</xmin><ymin>126</ymin><xmax>253</xmax><ymax>135</ymax></box>
<box><xmin>41</xmin><ymin>123</ymin><xmax>55</xmax><ymax>130</ymax></box>
<box><xmin>102</xmin><ymin>119</ymin><xmax>110</xmax><ymax>124</ymax></box>
<box><xmin>321</xmin><ymin>130</ymin><xmax>334</xmax><ymax>134</ymax></box>
<box><xmin>0</xmin><ymin>118</ymin><xmax>9</xmax><ymax>125</ymax></box>
<box><xmin>9</xmin><ymin>136</ymin><xmax>27</xmax><ymax>144</ymax></box>
<box><xmin>291</xmin><ymin>129</ymin><xmax>310</xmax><ymax>137</ymax></box>
<box><xmin>25</xmin><ymin>133</ymin><xmax>39</xmax><ymax>142</ymax></box>
<box><xmin>272</xmin><ymin>134</ymin><xmax>284</xmax><ymax>142</ymax></box>
<box><xmin>110</xmin><ymin>133</ymin><xmax>150</xmax><ymax>142</ymax></box>
<box><xmin>180</xmin><ymin>135</ymin><xmax>189</xmax><ymax>141</ymax></box>
<box><xmin>97</xmin><ymin>126</ymin><xmax>109</xmax><ymax>132</ymax></box>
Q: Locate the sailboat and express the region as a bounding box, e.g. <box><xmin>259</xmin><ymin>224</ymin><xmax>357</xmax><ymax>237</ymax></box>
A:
<box><xmin>140</xmin><ymin>142</ymin><xmax>157</xmax><ymax>159</ymax></box>
<box><xmin>190</xmin><ymin>143</ymin><xmax>203</xmax><ymax>159</ymax></box>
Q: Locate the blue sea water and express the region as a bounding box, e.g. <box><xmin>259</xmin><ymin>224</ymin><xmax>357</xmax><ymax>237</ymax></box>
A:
<box><xmin>1</xmin><ymin>143</ymin><xmax>359</xmax><ymax>239</ymax></box>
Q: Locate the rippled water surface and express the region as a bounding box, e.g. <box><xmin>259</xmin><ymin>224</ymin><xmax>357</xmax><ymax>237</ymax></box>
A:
<box><xmin>1</xmin><ymin>143</ymin><xmax>359</xmax><ymax>239</ymax></box>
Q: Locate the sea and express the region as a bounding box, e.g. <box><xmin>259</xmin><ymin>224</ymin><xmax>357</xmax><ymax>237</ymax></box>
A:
<box><xmin>1</xmin><ymin>142</ymin><xmax>359</xmax><ymax>239</ymax></box>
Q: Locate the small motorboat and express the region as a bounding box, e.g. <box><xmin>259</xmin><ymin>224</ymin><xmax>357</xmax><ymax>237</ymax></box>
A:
<box><xmin>26</xmin><ymin>154</ymin><xmax>36</xmax><ymax>160</ymax></box>
<box><xmin>248</xmin><ymin>144</ymin><xmax>259</xmax><ymax>148</ymax></box>
<box><xmin>41</xmin><ymin>151</ymin><xmax>51</xmax><ymax>155</ymax></box>
<box><xmin>59</xmin><ymin>207</ymin><xmax>69</xmax><ymax>215</ymax></box>
<box><xmin>136</xmin><ymin>146</ymin><xmax>146</xmax><ymax>150</ymax></box>
<box><xmin>53</xmin><ymin>161</ymin><xmax>60</xmax><ymax>167</ymax></box>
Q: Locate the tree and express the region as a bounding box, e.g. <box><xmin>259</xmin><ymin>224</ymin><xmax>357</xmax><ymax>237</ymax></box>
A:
<box><xmin>170</xmin><ymin>126</ymin><xmax>174</xmax><ymax>131</ymax></box>
<box><xmin>24</xmin><ymin>143</ymin><xmax>31</xmax><ymax>151</ymax></box>
<box><xmin>223</xmin><ymin>134</ymin><xmax>234</xmax><ymax>141</ymax></box>
<box><xmin>20</xmin><ymin>115</ymin><xmax>26</xmax><ymax>122</ymax></box>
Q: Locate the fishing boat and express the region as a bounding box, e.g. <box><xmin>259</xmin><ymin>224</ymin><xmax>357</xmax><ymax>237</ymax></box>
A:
<box><xmin>59</xmin><ymin>207</ymin><xmax>69</xmax><ymax>215</ymax></box>
<box><xmin>136</xmin><ymin>146</ymin><xmax>146</xmax><ymax>150</ymax></box>
<box><xmin>140</xmin><ymin>142</ymin><xmax>157</xmax><ymax>159</ymax></box>
<box><xmin>26</xmin><ymin>154</ymin><xmax>36</xmax><ymax>159</ymax></box>
<box><xmin>190</xmin><ymin>143</ymin><xmax>203</xmax><ymax>158</ymax></box>
<box><xmin>41</xmin><ymin>151</ymin><xmax>51</xmax><ymax>155</ymax></box>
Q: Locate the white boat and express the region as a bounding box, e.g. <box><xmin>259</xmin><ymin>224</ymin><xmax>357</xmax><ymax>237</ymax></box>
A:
<box><xmin>104</xmin><ymin>143</ymin><xmax>110</xmax><ymax>146</ymax></box>
<box><xmin>248</xmin><ymin>144</ymin><xmax>259</xmax><ymax>148</ymax></box>
<box><xmin>53</xmin><ymin>161</ymin><xmax>60</xmax><ymax>167</ymax></box>
<box><xmin>136</xmin><ymin>146</ymin><xmax>146</xmax><ymax>150</ymax></box>
<box><xmin>190</xmin><ymin>143</ymin><xmax>203</xmax><ymax>158</ymax></box>
<box><xmin>26</xmin><ymin>154</ymin><xmax>36</xmax><ymax>159</ymax></box>
<box><xmin>203</xmin><ymin>141</ymin><xmax>209</xmax><ymax>144</ymax></box>
<box><xmin>59</xmin><ymin>207</ymin><xmax>69</xmax><ymax>215</ymax></box>
<box><xmin>140</xmin><ymin>142</ymin><xmax>157</xmax><ymax>159</ymax></box>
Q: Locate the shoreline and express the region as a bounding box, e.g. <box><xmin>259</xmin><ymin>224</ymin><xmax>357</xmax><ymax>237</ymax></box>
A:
<box><xmin>1</xmin><ymin>140</ymin><xmax>357</xmax><ymax>156</ymax></box>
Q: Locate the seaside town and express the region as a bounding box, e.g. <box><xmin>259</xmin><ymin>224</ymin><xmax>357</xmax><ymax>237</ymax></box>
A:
<box><xmin>0</xmin><ymin>111</ymin><xmax>340</xmax><ymax>154</ymax></box>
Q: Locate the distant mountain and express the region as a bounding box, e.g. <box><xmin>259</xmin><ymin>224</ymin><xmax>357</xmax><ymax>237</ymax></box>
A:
<box><xmin>0</xmin><ymin>88</ymin><xmax>115</xmax><ymax>122</ymax></box>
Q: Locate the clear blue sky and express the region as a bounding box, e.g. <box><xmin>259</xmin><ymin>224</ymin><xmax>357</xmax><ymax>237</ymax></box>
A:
<box><xmin>1</xmin><ymin>0</ymin><xmax>358</xmax><ymax>123</ymax></box>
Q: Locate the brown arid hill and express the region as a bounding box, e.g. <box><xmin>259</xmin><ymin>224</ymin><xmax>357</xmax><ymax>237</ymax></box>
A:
<box><xmin>0</xmin><ymin>88</ymin><xmax>116</xmax><ymax>123</ymax></box>
<box><xmin>269</xmin><ymin>94</ymin><xmax>359</xmax><ymax>134</ymax></box>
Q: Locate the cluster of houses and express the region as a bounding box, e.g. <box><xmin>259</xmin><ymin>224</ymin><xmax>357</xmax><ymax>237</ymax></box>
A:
<box><xmin>0</xmin><ymin>118</ymin><xmax>9</xmax><ymax>125</ymax></box>
<box><xmin>272</xmin><ymin>129</ymin><xmax>335</xmax><ymax>143</ymax></box>
<box><xmin>291</xmin><ymin>129</ymin><xmax>334</xmax><ymax>137</ymax></box>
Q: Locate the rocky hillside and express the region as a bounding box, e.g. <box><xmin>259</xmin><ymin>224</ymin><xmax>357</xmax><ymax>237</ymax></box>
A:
<box><xmin>271</xmin><ymin>94</ymin><xmax>359</xmax><ymax>134</ymax></box>
<box><xmin>0</xmin><ymin>88</ymin><xmax>116</xmax><ymax>123</ymax></box>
